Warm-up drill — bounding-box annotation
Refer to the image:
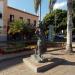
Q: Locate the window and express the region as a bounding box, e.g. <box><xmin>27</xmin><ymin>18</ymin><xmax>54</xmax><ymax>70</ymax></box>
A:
<box><xmin>19</xmin><ymin>17</ymin><xmax>23</xmax><ymax>21</ymax></box>
<box><xmin>34</xmin><ymin>20</ymin><xmax>36</xmax><ymax>26</ymax></box>
<box><xmin>0</xmin><ymin>13</ymin><xmax>2</xmax><ymax>19</ymax></box>
<box><xmin>10</xmin><ymin>15</ymin><xmax>14</xmax><ymax>22</ymax></box>
<box><xmin>27</xmin><ymin>19</ymin><xmax>30</xmax><ymax>24</ymax></box>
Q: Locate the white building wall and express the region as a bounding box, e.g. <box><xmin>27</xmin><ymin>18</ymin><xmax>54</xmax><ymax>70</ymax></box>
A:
<box><xmin>0</xmin><ymin>1</ymin><xmax>7</xmax><ymax>41</ymax></box>
<box><xmin>0</xmin><ymin>1</ymin><xmax>3</xmax><ymax>31</ymax></box>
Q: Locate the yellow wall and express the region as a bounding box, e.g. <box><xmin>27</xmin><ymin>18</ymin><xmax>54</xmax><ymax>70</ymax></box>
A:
<box><xmin>7</xmin><ymin>7</ymin><xmax>38</xmax><ymax>25</ymax></box>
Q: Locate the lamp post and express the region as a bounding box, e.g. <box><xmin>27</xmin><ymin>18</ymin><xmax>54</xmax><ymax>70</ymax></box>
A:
<box><xmin>40</xmin><ymin>0</ymin><xmax>41</xmax><ymax>21</ymax></box>
<box><xmin>54</xmin><ymin>10</ymin><xmax>57</xmax><ymax>35</ymax></box>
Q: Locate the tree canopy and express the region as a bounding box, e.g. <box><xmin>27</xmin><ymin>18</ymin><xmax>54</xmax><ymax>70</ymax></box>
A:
<box><xmin>43</xmin><ymin>9</ymin><xmax>67</xmax><ymax>33</ymax></box>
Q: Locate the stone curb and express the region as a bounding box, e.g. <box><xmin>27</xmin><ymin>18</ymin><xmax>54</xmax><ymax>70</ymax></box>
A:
<box><xmin>0</xmin><ymin>51</ymin><xmax>33</xmax><ymax>61</ymax></box>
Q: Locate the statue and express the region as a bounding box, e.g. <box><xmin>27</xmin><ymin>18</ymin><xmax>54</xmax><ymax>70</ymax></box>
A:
<box><xmin>33</xmin><ymin>27</ymin><xmax>44</xmax><ymax>63</ymax></box>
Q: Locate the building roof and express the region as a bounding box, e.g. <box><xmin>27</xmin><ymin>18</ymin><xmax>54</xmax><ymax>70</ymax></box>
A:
<box><xmin>8</xmin><ymin>6</ymin><xmax>39</xmax><ymax>17</ymax></box>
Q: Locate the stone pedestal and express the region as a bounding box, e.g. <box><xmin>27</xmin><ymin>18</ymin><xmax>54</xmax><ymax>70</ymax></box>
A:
<box><xmin>23</xmin><ymin>57</ymin><xmax>65</xmax><ymax>73</ymax></box>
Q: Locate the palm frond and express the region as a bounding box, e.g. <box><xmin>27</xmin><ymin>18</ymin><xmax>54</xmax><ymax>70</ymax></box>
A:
<box><xmin>34</xmin><ymin>0</ymin><xmax>41</xmax><ymax>13</ymax></box>
<box><xmin>49</xmin><ymin>0</ymin><xmax>57</xmax><ymax>13</ymax></box>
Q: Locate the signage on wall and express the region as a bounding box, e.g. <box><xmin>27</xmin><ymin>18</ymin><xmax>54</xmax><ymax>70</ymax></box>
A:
<box><xmin>0</xmin><ymin>1</ymin><xmax>3</xmax><ymax>33</ymax></box>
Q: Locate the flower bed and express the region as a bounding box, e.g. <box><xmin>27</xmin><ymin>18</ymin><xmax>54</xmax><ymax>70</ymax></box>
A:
<box><xmin>0</xmin><ymin>41</ymin><xmax>33</xmax><ymax>54</ymax></box>
<box><xmin>46</xmin><ymin>42</ymin><xmax>65</xmax><ymax>48</ymax></box>
<box><xmin>0</xmin><ymin>41</ymin><xmax>65</xmax><ymax>54</ymax></box>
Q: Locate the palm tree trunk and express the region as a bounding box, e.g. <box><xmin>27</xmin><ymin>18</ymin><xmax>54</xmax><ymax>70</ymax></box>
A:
<box><xmin>40</xmin><ymin>0</ymin><xmax>41</xmax><ymax>21</ymax></box>
<box><xmin>66</xmin><ymin>0</ymin><xmax>73</xmax><ymax>53</ymax></box>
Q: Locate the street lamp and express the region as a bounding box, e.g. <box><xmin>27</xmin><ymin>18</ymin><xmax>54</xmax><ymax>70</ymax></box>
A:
<box><xmin>55</xmin><ymin>10</ymin><xmax>57</xmax><ymax>35</ymax></box>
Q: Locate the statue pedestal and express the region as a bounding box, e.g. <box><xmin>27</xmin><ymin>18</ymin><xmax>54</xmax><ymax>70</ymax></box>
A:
<box><xmin>23</xmin><ymin>56</ymin><xmax>64</xmax><ymax>73</ymax></box>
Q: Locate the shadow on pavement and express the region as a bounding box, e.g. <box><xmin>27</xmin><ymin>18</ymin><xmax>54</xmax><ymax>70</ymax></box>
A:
<box><xmin>39</xmin><ymin>58</ymin><xmax>75</xmax><ymax>72</ymax></box>
<box><xmin>0</xmin><ymin>54</ymin><xmax>75</xmax><ymax>73</ymax></box>
<box><xmin>0</xmin><ymin>55</ymin><xmax>30</xmax><ymax>71</ymax></box>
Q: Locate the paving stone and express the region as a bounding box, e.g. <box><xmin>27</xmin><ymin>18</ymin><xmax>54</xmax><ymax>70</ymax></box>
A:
<box><xmin>0</xmin><ymin>47</ymin><xmax>75</xmax><ymax>75</ymax></box>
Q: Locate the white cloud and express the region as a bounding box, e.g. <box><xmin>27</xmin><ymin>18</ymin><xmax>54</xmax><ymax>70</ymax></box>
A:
<box><xmin>53</xmin><ymin>1</ymin><xmax>67</xmax><ymax>10</ymax></box>
<box><xmin>23</xmin><ymin>9</ymin><xmax>26</xmax><ymax>11</ymax></box>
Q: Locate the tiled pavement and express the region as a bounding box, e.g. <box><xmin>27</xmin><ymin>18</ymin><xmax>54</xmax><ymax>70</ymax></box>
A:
<box><xmin>0</xmin><ymin>48</ymin><xmax>75</xmax><ymax>75</ymax></box>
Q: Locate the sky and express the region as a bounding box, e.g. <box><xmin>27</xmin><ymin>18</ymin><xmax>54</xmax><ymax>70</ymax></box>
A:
<box><xmin>8</xmin><ymin>0</ymin><xmax>67</xmax><ymax>20</ymax></box>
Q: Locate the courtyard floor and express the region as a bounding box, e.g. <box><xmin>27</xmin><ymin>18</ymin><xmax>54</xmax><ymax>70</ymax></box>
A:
<box><xmin>0</xmin><ymin>46</ymin><xmax>75</xmax><ymax>75</ymax></box>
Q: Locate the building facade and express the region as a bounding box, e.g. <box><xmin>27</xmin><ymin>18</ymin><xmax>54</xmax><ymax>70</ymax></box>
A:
<box><xmin>0</xmin><ymin>0</ymin><xmax>38</xmax><ymax>41</ymax></box>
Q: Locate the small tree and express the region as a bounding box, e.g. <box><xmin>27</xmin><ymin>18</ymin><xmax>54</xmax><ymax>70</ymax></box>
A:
<box><xmin>8</xmin><ymin>20</ymin><xmax>25</xmax><ymax>35</ymax></box>
<box><xmin>43</xmin><ymin>9</ymin><xmax>67</xmax><ymax>34</ymax></box>
<box><xmin>8</xmin><ymin>20</ymin><xmax>35</xmax><ymax>40</ymax></box>
<box><xmin>22</xmin><ymin>23</ymin><xmax>35</xmax><ymax>40</ymax></box>
<box><xmin>8</xmin><ymin>20</ymin><xmax>27</xmax><ymax>40</ymax></box>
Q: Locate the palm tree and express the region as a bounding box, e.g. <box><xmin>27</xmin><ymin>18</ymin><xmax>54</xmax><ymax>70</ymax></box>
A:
<box><xmin>49</xmin><ymin>0</ymin><xmax>57</xmax><ymax>13</ymax></box>
<box><xmin>66</xmin><ymin>0</ymin><xmax>73</xmax><ymax>53</ymax></box>
<box><xmin>73</xmin><ymin>0</ymin><xmax>75</xmax><ymax>12</ymax></box>
<box><xmin>34</xmin><ymin>0</ymin><xmax>42</xmax><ymax>21</ymax></box>
<box><xmin>34</xmin><ymin>0</ymin><xmax>41</xmax><ymax>13</ymax></box>
<box><xmin>34</xmin><ymin>0</ymin><xmax>56</xmax><ymax>18</ymax></box>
